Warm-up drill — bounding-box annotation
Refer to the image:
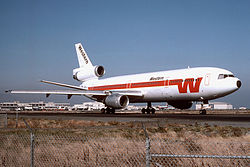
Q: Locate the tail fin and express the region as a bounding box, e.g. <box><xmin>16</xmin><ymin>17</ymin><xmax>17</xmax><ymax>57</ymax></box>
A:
<box><xmin>75</xmin><ymin>43</ymin><xmax>93</xmax><ymax>68</ymax></box>
<box><xmin>73</xmin><ymin>43</ymin><xmax>105</xmax><ymax>82</ymax></box>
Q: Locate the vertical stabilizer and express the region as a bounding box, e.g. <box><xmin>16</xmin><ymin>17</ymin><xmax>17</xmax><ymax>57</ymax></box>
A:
<box><xmin>75</xmin><ymin>43</ymin><xmax>93</xmax><ymax>68</ymax></box>
<box><xmin>73</xmin><ymin>43</ymin><xmax>105</xmax><ymax>82</ymax></box>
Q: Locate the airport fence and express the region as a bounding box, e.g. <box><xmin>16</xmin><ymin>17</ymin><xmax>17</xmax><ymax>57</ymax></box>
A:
<box><xmin>0</xmin><ymin>121</ymin><xmax>249</xmax><ymax>166</ymax></box>
<box><xmin>0</xmin><ymin>114</ymin><xmax>7</xmax><ymax>128</ymax></box>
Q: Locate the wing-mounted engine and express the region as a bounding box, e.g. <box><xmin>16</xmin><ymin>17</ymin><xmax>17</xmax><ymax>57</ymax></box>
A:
<box><xmin>104</xmin><ymin>94</ymin><xmax>129</xmax><ymax>109</ymax></box>
<box><xmin>73</xmin><ymin>65</ymin><xmax>105</xmax><ymax>81</ymax></box>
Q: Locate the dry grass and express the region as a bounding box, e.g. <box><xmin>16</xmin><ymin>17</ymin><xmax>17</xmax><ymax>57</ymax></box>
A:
<box><xmin>1</xmin><ymin>118</ymin><xmax>249</xmax><ymax>166</ymax></box>
<box><xmin>6</xmin><ymin>118</ymin><xmax>250</xmax><ymax>139</ymax></box>
<box><xmin>1</xmin><ymin>129</ymin><xmax>249</xmax><ymax>166</ymax></box>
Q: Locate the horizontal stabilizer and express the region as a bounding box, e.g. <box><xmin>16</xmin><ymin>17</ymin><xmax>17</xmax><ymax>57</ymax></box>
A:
<box><xmin>41</xmin><ymin>80</ymin><xmax>86</xmax><ymax>90</ymax></box>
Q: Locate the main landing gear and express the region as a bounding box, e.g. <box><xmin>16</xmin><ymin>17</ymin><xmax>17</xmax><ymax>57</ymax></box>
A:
<box><xmin>141</xmin><ymin>102</ymin><xmax>155</xmax><ymax>114</ymax></box>
<box><xmin>101</xmin><ymin>107</ymin><xmax>115</xmax><ymax>114</ymax></box>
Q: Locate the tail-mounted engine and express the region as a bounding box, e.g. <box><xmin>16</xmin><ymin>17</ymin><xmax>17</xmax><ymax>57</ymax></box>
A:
<box><xmin>73</xmin><ymin>65</ymin><xmax>105</xmax><ymax>81</ymax></box>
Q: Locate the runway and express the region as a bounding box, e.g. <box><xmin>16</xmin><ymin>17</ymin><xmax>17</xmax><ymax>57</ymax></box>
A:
<box><xmin>6</xmin><ymin>112</ymin><xmax>250</xmax><ymax>128</ymax></box>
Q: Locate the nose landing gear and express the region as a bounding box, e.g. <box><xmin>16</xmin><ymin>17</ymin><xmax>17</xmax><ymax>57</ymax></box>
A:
<box><xmin>199</xmin><ymin>100</ymin><xmax>209</xmax><ymax>115</ymax></box>
<box><xmin>200</xmin><ymin>109</ymin><xmax>207</xmax><ymax>115</ymax></box>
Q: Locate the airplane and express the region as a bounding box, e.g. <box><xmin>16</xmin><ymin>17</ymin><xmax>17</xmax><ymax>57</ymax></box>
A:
<box><xmin>7</xmin><ymin>43</ymin><xmax>241</xmax><ymax>114</ymax></box>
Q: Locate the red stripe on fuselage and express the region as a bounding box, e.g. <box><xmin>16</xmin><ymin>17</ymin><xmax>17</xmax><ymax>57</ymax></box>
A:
<box><xmin>88</xmin><ymin>80</ymin><xmax>166</xmax><ymax>91</ymax></box>
<box><xmin>88</xmin><ymin>77</ymin><xmax>203</xmax><ymax>93</ymax></box>
<box><xmin>131</xmin><ymin>80</ymin><xmax>165</xmax><ymax>89</ymax></box>
<box><xmin>88</xmin><ymin>83</ymin><xmax>127</xmax><ymax>91</ymax></box>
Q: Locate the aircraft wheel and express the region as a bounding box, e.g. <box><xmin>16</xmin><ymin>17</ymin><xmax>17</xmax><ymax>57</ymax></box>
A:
<box><xmin>106</xmin><ymin>107</ymin><xmax>111</xmax><ymax>114</ymax></box>
<box><xmin>101</xmin><ymin>108</ymin><xmax>106</xmax><ymax>114</ymax></box>
<box><xmin>141</xmin><ymin>108</ymin><xmax>146</xmax><ymax>114</ymax></box>
<box><xmin>111</xmin><ymin>108</ymin><xmax>115</xmax><ymax>114</ymax></box>
<box><xmin>151</xmin><ymin>108</ymin><xmax>155</xmax><ymax>114</ymax></box>
<box><xmin>200</xmin><ymin>109</ymin><xmax>207</xmax><ymax>115</ymax></box>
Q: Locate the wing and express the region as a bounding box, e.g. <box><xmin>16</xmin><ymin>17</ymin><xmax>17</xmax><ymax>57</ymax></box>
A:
<box><xmin>40</xmin><ymin>80</ymin><xmax>86</xmax><ymax>90</ymax></box>
<box><xmin>109</xmin><ymin>90</ymin><xmax>143</xmax><ymax>97</ymax></box>
<box><xmin>6</xmin><ymin>90</ymin><xmax>107</xmax><ymax>99</ymax></box>
<box><xmin>6</xmin><ymin>89</ymin><xmax>143</xmax><ymax>100</ymax></box>
<box><xmin>6</xmin><ymin>80</ymin><xmax>144</xmax><ymax>101</ymax></box>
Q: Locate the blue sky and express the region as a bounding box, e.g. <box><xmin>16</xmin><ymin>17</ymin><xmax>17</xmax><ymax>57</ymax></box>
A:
<box><xmin>0</xmin><ymin>0</ymin><xmax>250</xmax><ymax>108</ymax></box>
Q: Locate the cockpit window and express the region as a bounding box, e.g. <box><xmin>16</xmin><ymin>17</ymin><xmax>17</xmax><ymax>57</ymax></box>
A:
<box><xmin>218</xmin><ymin>74</ymin><xmax>224</xmax><ymax>79</ymax></box>
<box><xmin>218</xmin><ymin>74</ymin><xmax>235</xmax><ymax>79</ymax></box>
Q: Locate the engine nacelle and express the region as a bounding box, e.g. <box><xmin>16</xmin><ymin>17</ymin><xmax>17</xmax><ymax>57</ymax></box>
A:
<box><xmin>104</xmin><ymin>94</ymin><xmax>129</xmax><ymax>109</ymax></box>
<box><xmin>94</xmin><ymin>65</ymin><xmax>105</xmax><ymax>77</ymax></box>
<box><xmin>167</xmin><ymin>101</ymin><xmax>193</xmax><ymax>110</ymax></box>
<box><xmin>73</xmin><ymin>65</ymin><xmax>105</xmax><ymax>81</ymax></box>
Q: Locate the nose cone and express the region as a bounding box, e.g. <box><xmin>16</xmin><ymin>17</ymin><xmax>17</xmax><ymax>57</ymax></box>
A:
<box><xmin>237</xmin><ymin>80</ymin><xmax>242</xmax><ymax>88</ymax></box>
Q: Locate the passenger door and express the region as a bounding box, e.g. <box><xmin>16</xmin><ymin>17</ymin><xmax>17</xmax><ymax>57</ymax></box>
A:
<box><xmin>204</xmin><ymin>74</ymin><xmax>211</xmax><ymax>86</ymax></box>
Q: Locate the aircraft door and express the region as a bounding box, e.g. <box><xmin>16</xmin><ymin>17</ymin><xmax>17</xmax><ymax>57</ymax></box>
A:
<box><xmin>204</xmin><ymin>74</ymin><xmax>211</xmax><ymax>86</ymax></box>
<box><xmin>162</xmin><ymin>80</ymin><xmax>171</xmax><ymax>100</ymax></box>
<box><xmin>127</xmin><ymin>80</ymin><xmax>132</xmax><ymax>89</ymax></box>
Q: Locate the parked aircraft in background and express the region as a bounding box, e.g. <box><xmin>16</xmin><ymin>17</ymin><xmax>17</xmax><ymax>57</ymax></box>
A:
<box><xmin>8</xmin><ymin>43</ymin><xmax>241</xmax><ymax>114</ymax></box>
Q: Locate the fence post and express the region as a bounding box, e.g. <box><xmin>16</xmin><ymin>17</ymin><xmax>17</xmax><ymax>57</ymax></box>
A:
<box><xmin>5</xmin><ymin>113</ymin><xmax>8</xmax><ymax>128</ymax></box>
<box><xmin>23</xmin><ymin>119</ymin><xmax>35</xmax><ymax>167</ymax></box>
<box><xmin>16</xmin><ymin>111</ymin><xmax>18</xmax><ymax>128</ymax></box>
<box><xmin>0</xmin><ymin>113</ymin><xmax>8</xmax><ymax>128</ymax></box>
<box><xmin>31</xmin><ymin>132</ymin><xmax>34</xmax><ymax>167</ymax></box>
<box><xmin>142</xmin><ymin>123</ymin><xmax>151</xmax><ymax>167</ymax></box>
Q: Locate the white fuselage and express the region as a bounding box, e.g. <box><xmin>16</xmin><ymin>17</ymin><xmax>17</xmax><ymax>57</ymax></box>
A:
<box><xmin>81</xmin><ymin>67</ymin><xmax>241</xmax><ymax>103</ymax></box>
<box><xmin>9</xmin><ymin>43</ymin><xmax>241</xmax><ymax>111</ymax></box>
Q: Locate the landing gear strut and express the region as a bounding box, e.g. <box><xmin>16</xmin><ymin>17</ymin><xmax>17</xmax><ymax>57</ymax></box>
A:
<box><xmin>141</xmin><ymin>102</ymin><xmax>155</xmax><ymax>114</ymax></box>
<box><xmin>101</xmin><ymin>107</ymin><xmax>115</xmax><ymax>114</ymax></box>
<box><xmin>199</xmin><ymin>100</ymin><xmax>208</xmax><ymax>115</ymax></box>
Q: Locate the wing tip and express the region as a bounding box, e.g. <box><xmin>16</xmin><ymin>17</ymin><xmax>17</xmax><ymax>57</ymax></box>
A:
<box><xmin>5</xmin><ymin>90</ymin><xmax>13</xmax><ymax>93</ymax></box>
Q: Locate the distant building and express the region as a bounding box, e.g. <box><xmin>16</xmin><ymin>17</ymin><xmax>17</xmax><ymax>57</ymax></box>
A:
<box><xmin>0</xmin><ymin>101</ymin><xmax>20</xmax><ymax>111</ymax></box>
<box><xmin>0</xmin><ymin>101</ymin><xmax>70</xmax><ymax>111</ymax></box>
<box><xmin>45</xmin><ymin>102</ymin><xmax>70</xmax><ymax>110</ymax></box>
<box><xmin>156</xmin><ymin>104</ymin><xmax>175</xmax><ymax>110</ymax></box>
<box><xmin>196</xmin><ymin>102</ymin><xmax>233</xmax><ymax>110</ymax></box>
<box><xmin>73</xmin><ymin>102</ymin><xmax>105</xmax><ymax>110</ymax></box>
<box><xmin>125</xmin><ymin>105</ymin><xmax>140</xmax><ymax>110</ymax></box>
<box><xmin>82</xmin><ymin>102</ymin><xmax>105</xmax><ymax>110</ymax></box>
<box><xmin>30</xmin><ymin>101</ymin><xmax>46</xmax><ymax>110</ymax></box>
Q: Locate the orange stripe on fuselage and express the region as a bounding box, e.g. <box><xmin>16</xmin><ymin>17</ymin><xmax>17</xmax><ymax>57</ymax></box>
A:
<box><xmin>131</xmin><ymin>80</ymin><xmax>165</xmax><ymax>89</ymax></box>
<box><xmin>88</xmin><ymin>83</ymin><xmax>127</xmax><ymax>91</ymax></box>
<box><xmin>88</xmin><ymin>80</ymin><xmax>166</xmax><ymax>91</ymax></box>
<box><xmin>88</xmin><ymin>77</ymin><xmax>203</xmax><ymax>93</ymax></box>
